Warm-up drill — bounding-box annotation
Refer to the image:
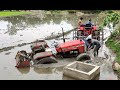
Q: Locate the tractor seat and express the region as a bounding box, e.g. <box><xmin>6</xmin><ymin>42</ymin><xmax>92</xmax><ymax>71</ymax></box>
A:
<box><xmin>80</xmin><ymin>24</ymin><xmax>85</xmax><ymax>27</ymax></box>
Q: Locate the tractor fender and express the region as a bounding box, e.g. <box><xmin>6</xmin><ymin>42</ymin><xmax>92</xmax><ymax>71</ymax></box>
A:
<box><xmin>77</xmin><ymin>53</ymin><xmax>91</xmax><ymax>61</ymax></box>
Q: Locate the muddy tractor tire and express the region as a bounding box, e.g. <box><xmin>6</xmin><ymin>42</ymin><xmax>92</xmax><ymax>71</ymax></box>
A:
<box><xmin>36</xmin><ymin>56</ymin><xmax>58</xmax><ymax>64</ymax></box>
<box><xmin>77</xmin><ymin>53</ymin><xmax>91</xmax><ymax>61</ymax></box>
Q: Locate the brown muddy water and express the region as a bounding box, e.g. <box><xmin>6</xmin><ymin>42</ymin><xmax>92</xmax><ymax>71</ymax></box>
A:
<box><xmin>0</xmin><ymin>12</ymin><xmax>116</xmax><ymax>80</ymax></box>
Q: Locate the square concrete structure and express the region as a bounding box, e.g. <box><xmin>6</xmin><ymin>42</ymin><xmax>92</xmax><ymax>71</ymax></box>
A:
<box><xmin>63</xmin><ymin>61</ymin><xmax>100</xmax><ymax>80</ymax></box>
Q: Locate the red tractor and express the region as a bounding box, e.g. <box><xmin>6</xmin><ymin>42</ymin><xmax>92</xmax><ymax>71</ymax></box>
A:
<box><xmin>52</xmin><ymin>27</ymin><xmax>91</xmax><ymax>60</ymax></box>
<box><xmin>15</xmin><ymin>39</ymin><xmax>91</xmax><ymax>68</ymax></box>
<box><xmin>55</xmin><ymin>39</ymin><xmax>91</xmax><ymax>61</ymax></box>
<box><xmin>15</xmin><ymin>40</ymin><xmax>58</xmax><ymax>68</ymax></box>
<box><xmin>30</xmin><ymin>39</ymin><xmax>90</xmax><ymax>63</ymax></box>
<box><xmin>15</xmin><ymin>26</ymin><xmax>94</xmax><ymax>68</ymax></box>
<box><xmin>15</xmin><ymin>50</ymin><xmax>31</xmax><ymax>68</ymax></box>
<box><xmin>73</xmin><ymin>24</ymin><xmax>100</xmax><ymax>40</ymax></box>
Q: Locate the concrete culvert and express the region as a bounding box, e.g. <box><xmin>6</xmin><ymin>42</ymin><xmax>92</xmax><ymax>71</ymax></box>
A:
<box><xmin>77</xmin><ymin>53</ymin><xmax>91</xmax><ymax>61</ymax></box>
<box><xmin>36</xmin><ymin>56</ymin><xmax>58</xmax><ymax>64</ymax></box>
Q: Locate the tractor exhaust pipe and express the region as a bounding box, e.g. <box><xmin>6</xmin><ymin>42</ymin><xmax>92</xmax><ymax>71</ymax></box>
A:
<box><xmin>61</xmin><ymin>27</ymin><xmax>65</xmax><ymax>43</ymax></box>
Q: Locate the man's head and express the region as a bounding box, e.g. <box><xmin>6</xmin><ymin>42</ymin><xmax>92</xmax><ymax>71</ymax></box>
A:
<box><xmin>89</xmin><ymin>19</ymin><xmax>92</xmax><ymax>22</ymax></box>
<box><xmin>80</xmin><ymin>17</ymin><xmax>83</xmax><ymax>20</ymax></box>
<box><xmin>87</xmin><ymin>38</ymin><xmax>92</xmax><ymax>44</ymax></box>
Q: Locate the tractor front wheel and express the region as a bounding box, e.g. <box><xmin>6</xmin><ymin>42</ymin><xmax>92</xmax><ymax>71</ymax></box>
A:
<box><xmin>77</xmin><ymin>53</ymin><xmax>91</xmax><ymax>61</ymax></box>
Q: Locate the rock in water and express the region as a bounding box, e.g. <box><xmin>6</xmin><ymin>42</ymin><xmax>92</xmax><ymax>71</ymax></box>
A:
<box><xmin>113</xmin><ymin>62</ymin><xmax>120</xmax><ymax>71</ymax></box>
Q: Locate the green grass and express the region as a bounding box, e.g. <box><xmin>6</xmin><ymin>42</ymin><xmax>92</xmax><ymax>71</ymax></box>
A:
<box><xmin>106</xmin><ymin>34</ymin><xmax>120</xmax><ymax>64</ymax></box>
<box><xmin>0</xmin><ymin>11</ymin><xmax>31</xmax><ymax>17</ymax></box>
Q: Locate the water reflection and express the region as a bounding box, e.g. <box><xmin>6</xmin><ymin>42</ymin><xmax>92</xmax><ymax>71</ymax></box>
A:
<box><xmin>33</xmin><ymin>66</ymin><xmax>63</xmax><ymax>74</ymax></box>
<box><xmin>0</xmin><ymin>14</ymin><xmax>99</xmax><ymax>36</ymax></box>
<box><xmin>0</xmin><ymin>15</ymin><xmax>75</xmax><ymax>49</ymax></box>
<box><xmin>0</xmin><ymin>15</ymin><xmax>75</xmax><ymax>34</ymax></box>
<box><xmin>34</xmin><ymin>67</ymin><xmax>54</xmax><ymax>74</ymax></box>
<box><xmin>17</xmin><ymin>67</ymin><xmax>30</xmax><ymax>74</ymax></box>
<box><xmin>16</xmin><ymin>66</ymin><xmax>63</xmax><ymax>75</ymax></box>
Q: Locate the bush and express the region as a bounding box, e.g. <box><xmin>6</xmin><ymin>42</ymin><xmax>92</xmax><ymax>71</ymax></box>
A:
<box><xmin>106</xmin><ymin>31</ymin><xmax>120</xmax><ymax>64</ymax></box>
<box><xmin>100</xmin><ymin>11</ymin><xmax>120</xmax><ymax>30</ymax></box>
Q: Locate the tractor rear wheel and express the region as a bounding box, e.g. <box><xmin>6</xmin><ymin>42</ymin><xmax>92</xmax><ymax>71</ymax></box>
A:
<box><xmin>77</xmin><ymin>53</ymin><xmax>91</xmax><ymax>61</ymax></box>
<box><xmin>36</xmin><ymin>56</ymin><xmax>58</xmax><ymax>64</ymax></box>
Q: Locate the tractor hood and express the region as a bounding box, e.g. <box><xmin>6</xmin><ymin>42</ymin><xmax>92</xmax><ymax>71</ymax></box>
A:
<box><xmin>57</xmin><ymin>39</ymin><xmax>85</xmax><ymax>48</ymax></box>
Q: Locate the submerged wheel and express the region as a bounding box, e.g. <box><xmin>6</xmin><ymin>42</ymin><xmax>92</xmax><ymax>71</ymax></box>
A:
<box><xmin>36</xmin><ymin>56</ymin><xmax>58</xmax><ymax>64</ymax></box>
<box><xmin>77</xmin><ymin>53</ymin><xmax>91</xmax><ymax>61</ymax></box>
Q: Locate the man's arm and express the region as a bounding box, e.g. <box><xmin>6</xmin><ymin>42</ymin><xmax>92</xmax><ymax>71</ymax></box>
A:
<box><xmin>88</xmin><ymin>43</ymin><xmax>94</xmax><ymax>51</ymax></box>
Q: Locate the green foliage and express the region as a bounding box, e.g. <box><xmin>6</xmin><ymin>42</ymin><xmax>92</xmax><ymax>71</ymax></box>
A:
<box><xmin>111</xmin><ymin>31</ymin><xmax>119</xmax><ymax>38</ymax></box>
<box><xmin>105</xmin><ymin>11</ymin><xmax>120</xmax><ymax>65</ymax></box>
<box><xmin>106</xmin><ymin>32</ymin><xmax>120</xmax><ymax>64</ymax></box>
<box><xmin>103</xmin><ymin>11</ymin><xmax>120</xmax><ymax>27</ymax></box>
<box><xmin>0</xmin><ymin>11</ymin><xmax>31</xmax><ymax>17</ymax></box>
<box><xmin>107</xmin><ymin>10</ymin><xmax>114</xmax><ymax>14</ymax></box>
<box><xmin>99</xmin><ymin>11</ymin><xmax>120</xmax><ymax>31</ymax></box>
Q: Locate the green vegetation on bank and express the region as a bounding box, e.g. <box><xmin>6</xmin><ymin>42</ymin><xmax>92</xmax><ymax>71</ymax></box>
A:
<box><xmin>100</xmin><ymin>10</ymin><xmax>120</xmax><ymax>30</ymax></box>
<box><xmin>106</xmin><ymin>28</ymin><xmax>120</xmax><ymax>64</ymax></box>
<box><xmin>105</xmin><ymin>11</ymin><xmax>120</xmax><ymax>64</ymax></box>
<box><xmin>0</xmin><ymin>11</ymin><xmax>31</xmax><ymax>17</ymax></box>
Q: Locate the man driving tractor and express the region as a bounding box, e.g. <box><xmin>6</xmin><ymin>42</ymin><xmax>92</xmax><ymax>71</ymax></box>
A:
<box><xmin>86</xmin><ymin>19</ymin><xmax>94</xmax><ymax>26</ymax></box>
<box><xmin>78</xmin><ymin>17</ymin><xmax>83</xmax><ymax>27</ymax></box>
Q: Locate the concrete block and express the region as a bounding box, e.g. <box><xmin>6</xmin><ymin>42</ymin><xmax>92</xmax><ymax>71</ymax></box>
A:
<box><xmin>63</xmin><ymin>61</ymin><xmax>100</xmax><ymax>80</ymax></box>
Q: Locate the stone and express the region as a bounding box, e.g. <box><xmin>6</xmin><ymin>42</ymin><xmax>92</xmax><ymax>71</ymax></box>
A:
<box><xmin>113</xmin><ymin>62</ymin><xmax>120</xmax><ymax>71</ymax></box>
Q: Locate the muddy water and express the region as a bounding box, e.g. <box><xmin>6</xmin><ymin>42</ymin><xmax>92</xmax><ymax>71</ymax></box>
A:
<box><xmin>0</xmin><ymin>15</ymin><xmax>102</xmax><ymax>48</ymax></box>
<box><xmin>0</xmin><ymin>13</ymin><xmax>104</xmax><ymax>80</ymax></box>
